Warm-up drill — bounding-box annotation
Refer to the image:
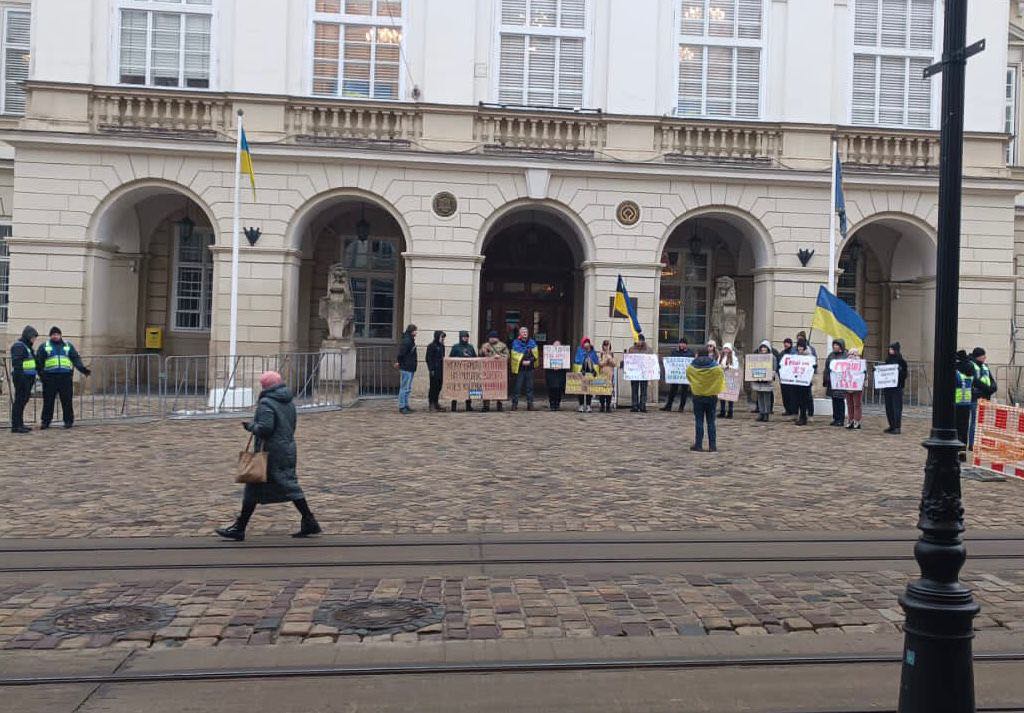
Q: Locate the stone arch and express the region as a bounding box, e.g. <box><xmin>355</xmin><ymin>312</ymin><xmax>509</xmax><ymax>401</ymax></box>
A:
<box><xmin>474</xmin><ymin>198</ymin><xmax>596</xmax><ymax>264</ymax></box>
<box><xmin>88</xmin><ymin>178</ymin><xmax>218</xmax><ymax>252</ymax></box>
<box><xmin>286</xmin><ymin>187</ymin><xmax>412</xmax><ymax>256</ymax></box>
<box><xmin>657</xmin><ymin>204</ymin><xmax>776</xmax><ymax>270</ymax></box>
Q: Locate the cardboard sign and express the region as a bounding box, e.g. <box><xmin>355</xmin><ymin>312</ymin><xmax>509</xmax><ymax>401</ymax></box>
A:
<box><xmin>830</xmin><ymin>359</ymin><xmax>866</xmax><ymax>392</ymax></box>
<box><xmin>565</xmin><ymin>373</ymin><xmax>614</xmax><ymax>396</ymax></box>
<box><xmin>874</xmin><ymin>364</ymin><xmax>900</xmax><ymax>390</ymax></box>
<box><xmin>745</xmin><ymin>354</ymin><xmax>775</xmax><ymax>382</ymax></box>
<box><xmin>719</xmin><ymin>368</ymin><xmax>742</xmax><ymax>402</ymax></box>
<box><xmin>441</xmin><ymin>357</ymin><xmax>508</xmax><ymax>401</ymax></box>
<box><xmin>543</xmin><ymin>345</ymin><xmax>571</xmax><ymax>370</ymax></box>
<box><xmin>663</xmin><ymin>357</ymin><xmax>694</xmax><ymax>384</ymax></box>
<box><xmin>622</xmin><ymin>353</ymin><xmax>661</xmax><ymax>381</ymax></box>
<box><xmin>779</xmin><ymin>354</ymin><xmax>816</xmax><ymax>386</ymax></box>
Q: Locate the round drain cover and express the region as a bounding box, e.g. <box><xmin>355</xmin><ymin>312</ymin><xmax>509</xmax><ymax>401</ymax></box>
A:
<box><xmin>34</xmin><ymin>604</ymin><xmax>175</xmax><ymax>635</ymax></box>
<box><xmin>317</xmin><ymin>599</ymin><xmax>444</xmax><ymax>636</ymax></box>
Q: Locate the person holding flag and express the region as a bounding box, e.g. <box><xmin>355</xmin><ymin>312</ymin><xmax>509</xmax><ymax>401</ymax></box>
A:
<box><xmin>510</xmin><ymin>326</ymin><xmax>539</xmax><ymax>411</ymax></box>
<box><xmin>613</xmin><ymin>275</ymin><xmax>650</xmax><ymax>412</ymax></box>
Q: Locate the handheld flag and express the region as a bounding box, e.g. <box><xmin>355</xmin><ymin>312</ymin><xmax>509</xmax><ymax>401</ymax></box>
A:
<box><xmin>834</xmin><ymin>152</ymin><xmax>847</xmax><ymax>241</ymax></box>
<box><xmin>613</xmin><ymin>275</ymin><xmax>643</xmax><ymax>343</ymax></box>
<box><xmin>240</xmin><ymin>129</ymin><xmax>256</xmax><ymax>199</ymax></box>
<box><xmin>810</xmin><ymin>285</ymin><xmax>867</xmax><ymax>352</ymax></box>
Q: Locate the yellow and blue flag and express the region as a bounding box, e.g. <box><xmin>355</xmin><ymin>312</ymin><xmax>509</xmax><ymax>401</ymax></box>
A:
<box><xmin>810</xmin><ymin>285</ymin><xmax>867</xmax><ymax>352</ymax></box>
<box><xmin>613</xmin><ymin>274</ymin><xmax>643</xmax><ymax>343</ymax></box>
<box><xmin>834</xmin><ymin>152</ymin><xmax>847</xmax><ymax>240</ymax></box>
<box><xmin>240</xmin><ymin>128</ymin><xmax>256</xmax><ymax>199</ymax></box>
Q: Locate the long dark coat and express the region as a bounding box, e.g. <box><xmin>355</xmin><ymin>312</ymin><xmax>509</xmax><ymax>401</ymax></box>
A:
<box><xmin>243</xmin><ymin>384</ymin><xmax>304</xmax><ymax>505</ymax></box>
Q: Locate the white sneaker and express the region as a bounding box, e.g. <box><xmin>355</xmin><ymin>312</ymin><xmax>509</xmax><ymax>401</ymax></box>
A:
<box><xmin>585</xmin><ymin>405</ymin><xmax>592</xmax><ymax>413</ymax></box>
<box><xmin>577</xmin><ymin>405</ymin><xmax>584</xmax><ymax>412</ymax></box>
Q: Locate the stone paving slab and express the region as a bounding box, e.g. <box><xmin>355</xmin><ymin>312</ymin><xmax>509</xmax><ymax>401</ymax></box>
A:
<box><xmin>1</xmin><ymin>403</ymin><xmax>1021</xmax><ymax>538</ymax></box>
<box><xmin>2</xmin><ymin>569</ymin><xmax>1022</xmax><ymax>651</ymax></box>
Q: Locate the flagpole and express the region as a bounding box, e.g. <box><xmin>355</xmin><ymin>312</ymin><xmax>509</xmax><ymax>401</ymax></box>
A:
<box><xmin>824</xmin><ymin>138</ymin><xmax>838</xmax><ymax>355</ymax></box>
<box><xmin>228</xmin><ymin>109</ymin><xmax>243</xmax><ymax>390</ymax></box>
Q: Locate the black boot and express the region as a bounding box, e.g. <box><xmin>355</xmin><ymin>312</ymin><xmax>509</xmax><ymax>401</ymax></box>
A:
<box><xmin>292</xmin><ymin>516</ymin><xmax>323</xmax><ymax>538</ymax></box>
<box><xmin>215</xmin><ymin>521</ymin><xmax>246</xmax><ymax>541</ymax></box>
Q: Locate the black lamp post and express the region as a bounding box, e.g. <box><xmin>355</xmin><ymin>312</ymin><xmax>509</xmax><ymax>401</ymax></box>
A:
<box><xmin>897</xmin><ymin>2</ymin><xmax>984</xmax><ymax>711</ymax></box>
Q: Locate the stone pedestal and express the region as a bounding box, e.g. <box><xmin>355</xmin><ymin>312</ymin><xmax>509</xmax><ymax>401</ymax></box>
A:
<box><xmin>320</xmin><ymin>342</ymin><xmax>358</xmax><ymax>406</ymax></box>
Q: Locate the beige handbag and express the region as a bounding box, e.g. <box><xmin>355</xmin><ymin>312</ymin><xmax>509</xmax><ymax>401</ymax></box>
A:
<box><xmin>236</xmin><ymin>434</ymin><xmax>268</xmax><ymax>484</ymax></box>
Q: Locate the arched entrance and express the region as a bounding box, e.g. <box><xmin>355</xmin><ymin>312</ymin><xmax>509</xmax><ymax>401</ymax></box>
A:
<box><xmin>479</xmin><ymin>208</ymin><xmax>585</xmax><ymax>390</ymax></box>
<box><xmin>838</xmin><ymin>216</ymin><xmax>936</xmax><ymax>361</ymax></box>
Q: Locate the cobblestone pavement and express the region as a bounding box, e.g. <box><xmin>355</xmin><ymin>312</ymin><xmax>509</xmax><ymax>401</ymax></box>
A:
<box><xmin>2</xmin><ymin>569</ymin><xmax>1023</xmax><ymax>650</ymax></box>
<box><xmin>1</xmin><ymin>402</ymin><xmax>1022</xmax><ymax>538</ymax></box>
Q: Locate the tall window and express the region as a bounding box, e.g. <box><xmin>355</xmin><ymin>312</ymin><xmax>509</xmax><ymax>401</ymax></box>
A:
<box><xmin>343</xmin><ymin>237</ymin><xmax>397</xmax><ymax>339</ymax></box>
<box><xmin>497</xmin><ymin>0</ymin><xmax>587</xmax><ymax>109</ymax></box>
<box><xmin>312</xmin><ymin>0</ymin><xmax>403</xmax><ymax>100</ymax></box>
<box><xmin>0</xmin><ymin>225</ymin><xmax>10</xmax><ymax>326</ymax></box>
<box><xmin>852</xmin><ymin>0</ymin><xmax>935</xmax><ymax>128</ymax></box>
<box><xmin>837</xmin><ymin>243</ymin><xmax>859</xmax><ymax>309</ymax></box>
<box><xmin>1</xmin><ymin>9</ymin><xmax>29</xmax><ymax>115</ymax></box>
<box><xmin>659</xmin><ymin>247</ymin><xmax>710</xmax><ymax>344</ymax></box>
<box><xmin>118</xmin><ymin>0</ymin><xmax>213</xmax><ymax>89</ymax></box>
<box><xmin>173</xmin><ymin>225</ymin><xmax>214</xmax><ymax>331</ymax></box>
<box><xmin>677</xmin><ymin>0</ymin><xmax>763</xmax><ymax>119</ymax></box>
<box><xmin>1007</xmin><ymin>66</ymin><xmax>1018</xmax><ymax>164</ymax></box>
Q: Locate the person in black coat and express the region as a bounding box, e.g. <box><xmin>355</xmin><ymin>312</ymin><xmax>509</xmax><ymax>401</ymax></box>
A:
<box><xmin>883</xmin><ymin>342</ymin><xmax>909</xmax><ymax>434</ymax></box>
<box><xmin>776</xmin><ymin>337</ymin><xmax>795</xmax><ymax>415</ymax></box>
<box><xmin>9</xmin><ymin>325</ymin><xmax>38</xmax><ymax>433</ymax></box>
<box><xmin>216</xmin><ymin>371</ymin><xmax>320</xmax><ymax>541</ymax></box>
<box><xmin>425</xmin><ymin>330</ymin><xmax>447</xmax><ymax>411</ymax></box>
<box><xmin>661</xmin><ymin>337</ymin><xmax>695</xmax><ymax>412</ymax></box>
<box><xmin>35</xmin><ymin>326</ymin><xmax>90</xmax><ymax>429</ymax></box>
<box><xmin>394</xmin><ymin>324</ymin><xmax>418</xmax><ymax>414</ymax></box>
<box><xmin>449</xmin><ymin>330</ymin><xmax>477</xmax><ymax>412</ymax></box>
<box><xmin>544</xmin><ymin>340</ymin><xmax>568</xmax><ymax>411</ymax></box>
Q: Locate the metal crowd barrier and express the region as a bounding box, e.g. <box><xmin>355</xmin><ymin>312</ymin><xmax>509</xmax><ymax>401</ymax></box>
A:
<box><xmin>860</xmin><ymin>359</ymin><xmax>931</xmax><ymax>408</ymax></box>
<box><xmin>356</xmin><ymin>345</ymin><xmax>400</xmax><ymax>399</ymax></box>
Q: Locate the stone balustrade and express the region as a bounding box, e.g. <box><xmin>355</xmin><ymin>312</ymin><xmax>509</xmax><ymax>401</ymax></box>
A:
<box><xmin>91</xmin><ymin>89</ymin><xmax>230</xmax><ymax>134</ymax></box>
<box><xmin>656</xmin><ymin>119</ymin><xmax>782</xmax><ymax>163</ymax></box>
<box><xmin>474</xmin><ymin>109</ymin><xmax>605</xmax><ymax>153</ymax></box>
<box><xmin>286</xmin><ymin>101</ymin><xmax>422</xmax><ymax>144</ymax></box>
<box><xmin>837</xmin><ymin>128</ymin><xmax>940</xmax><ymax>169</ymax></box>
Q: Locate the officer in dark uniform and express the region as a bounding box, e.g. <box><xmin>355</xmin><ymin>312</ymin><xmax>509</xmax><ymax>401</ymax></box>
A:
<box><xmin>36</xmin><ymin>326</ymin><xmax>90</xmax><ymax>429</ymax></box>
<box><xmin>8</xmin><ymin>325</ymin><xmax>39</xmax><ymax>433</ymax></box>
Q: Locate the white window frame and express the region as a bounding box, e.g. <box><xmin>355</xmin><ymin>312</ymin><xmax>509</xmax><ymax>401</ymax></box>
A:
<box><xmin>673</xmin><ymin>0</ymin><xmax>768</xmax><ymax>120</ymax></box>
<box><xmin>170</xmin><ymin>224</ymin><xmax>215</xmax><ymax>333</ymax></box>
<box><xmin>307</xmin><ymin>0</ymin><xmax>406</xmax><ymax>101</ymax></box>
<box><xmin>111</xmin><ymin>0</ymin><xmax>217</xmax><ymax>90</ymax></box>
<box><xmin>342</xmin><ymin>235</ymin><xmax>400</xmax><ymax>342</ymax></box>
<box><xmin>0</xmin><ymin>8</ymin><xmax>30</xmax><ymax>116</ymax></box>
<box><xmin>0</xmin><ymin>223</ymin><xmax>10</xmax><ymax>327</ymax></box>
<box><xmin>1007</xmin><ymin>65</ymin><xmax>1019</xmax><ymax>165</ymax></box>
<box><xmin>490</xmin><ymin>0</ymin><xmax>593</xmax><ymax>110</ymax></box>
<box><xmin>849</xmin><ymin>0</ymin><xmax>940</xmax><ymax>129</ymax></box>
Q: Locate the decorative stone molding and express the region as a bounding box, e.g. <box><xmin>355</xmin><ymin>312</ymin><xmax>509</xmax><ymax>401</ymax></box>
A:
<box><xmin>431</xmin><ymin>191</ymin><xmax>457</xmax><ymax>217</ymax></box>
<box><xmin>616</xmin><ymin>200</ymin><xmax>641</xmax><ymax>226</ymax></box>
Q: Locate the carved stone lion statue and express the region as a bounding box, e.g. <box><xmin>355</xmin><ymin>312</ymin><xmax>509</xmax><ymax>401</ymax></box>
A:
<box><xmin>319</xmin><ymin>263</ymin><xmax>355</xmax><ymax>344</ymax></box>
<box><xmin>709</xmin><ymin>275</ymin><xmax>746</xmax><ymax>352</ymax></box>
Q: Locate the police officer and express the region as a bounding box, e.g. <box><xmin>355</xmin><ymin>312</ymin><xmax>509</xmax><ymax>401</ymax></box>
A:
<box><xmin>968</xmin><ymin>346</ymin><xmax>997</xmax><ymax>450</ymax></box>
<box><xmin>954</xmin><ymin>350</ymin><xmax>974</xmax><ymax>462</ymax></box>
<box><xmin>9</xmin><ymin>325</ymin><xmax>39</xmax><ymax>433</ymax></box>
<box><xmin>36</xmin><ymin>326</ymin><xmax>90</xmax><ymax>429</ymax></box>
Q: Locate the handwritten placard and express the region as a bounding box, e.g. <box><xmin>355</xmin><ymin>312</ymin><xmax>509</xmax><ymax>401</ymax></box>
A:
<box><xmin>745</xmin><ymin>354</ymin><xmax>775</xmax><ymax>382</ymax></box>
<box><xmin>442</xmin><ymin>357</ymin><xmax>508</xmax><ymax>401</ymax></box>
<box><xmin>830</xmin><ymin>359</ymin><xmax>866</xmax><ymax>392</ymax></box>
<box><xmin>663</xmin><ymin>357</ymin><xmax>694</xmax><ymax>384</ymax></box>
<box><xmin>565</xmin><ymin>373</ymin><xmax>614</xmax><ymax>396</ymax></box>
<box><xmin>543</xmin><ymin>345</ymin><xmax>571</xmax><ymax>370</ymax></box>
<box><xmin>778</xmin><ymin>354</ymin><xmax>816</xmax><ymax>386</ymax></box>
<box><xmin>874</xmin><ymin>364</ymin><xmax>900</xmax><ymax>390</ymax></box>
<box><xmin>719</xmin><ymin>368</ymin><xmax>742</xmax><ymax>402</ymax></box>
<box><xmin>622</xmin><ymin>353</ymin><xmax>661</xmax><ymax>381</ymax></box>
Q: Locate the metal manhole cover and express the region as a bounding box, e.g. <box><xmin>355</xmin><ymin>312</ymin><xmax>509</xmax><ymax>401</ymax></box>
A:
<box><xmin>320</xmin><ymin>481</ymin><xmax>395</xmax><ymax>495</ymax></box>
<box><xmin>315</xmin><ymin>599</ymin><xmax>444</xmax><ymax>636</ymax></box>
<box><xmin>32</xmin><ymin>604</ymin><xmax>175</xmax><ymax>636</ymax></box>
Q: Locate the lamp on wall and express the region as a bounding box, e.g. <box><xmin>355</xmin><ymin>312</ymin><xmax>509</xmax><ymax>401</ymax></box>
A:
<box><xmin>244</xmin><ymin>227</ymin><xmax>262</xmax><ymax>247</ymax></box>
<box><xmin>797</xmin><ymin>248</ymin><xmax>815</xmax><ymax>267</ymax></box>
<box><xmin>176</xmin><ymin>198</ymin><xmax>195</xmax><ymax>241</ymax></box>
<box><xmin>356</xmin><ymin>204</ymin><xmax>371</xmax><ymax>242</ymax></box>
<box><xmin>688</xmin><ymin>228</ymin><xmax>702</xmax><ymax>257</ymax></box>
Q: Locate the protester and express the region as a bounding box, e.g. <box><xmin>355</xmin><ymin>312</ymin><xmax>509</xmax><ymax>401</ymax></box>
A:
<box><xmin>717</xmin><ymin>342</ymin><xmax>740</xmax><ymax>419</ymax></box>
<box><xmin>425</xmin><ymin>330</ymin><xmax>447</xmax><ymax>412</ymax></box>
<box><xmin>544</xmin><ymin>340</ymin><xmax>567</xmax><ymax>411</ymax></box>
<box><xmin>686</xmin><ymin>347</ymin><xmax>725</xmax><ymax>452</ymax></box>
<box><xmin>843</xmin><ymin>347</ymin><xmax>864</xmax><ymax>430</ymax></box>
<box><xmin>36</xmin><ymin>326</ymin><xmax>91</xmax><ymax>430</ymax></box>
<box><xmin>9</xmin><ymin>325</ymin><xmax>39</xmax><ymax>434</ymax></box>
<box><xmin>572</xmin><ymin>337</ymin><xmax>600</xmax><ymax>412</ymax></box>
<box><xmin>598</xmin><ymin>339</ymin><xmax>617</xmax><ymax>413</ymax></box>
<box><xmin>794</xmin><ymin>339</ymin><xmax>816</xmax><ymax>426</ymax></box>
<box><xmin>796</xmin><ymin>331</ymin><xmax>816</xmax><ymax>416</ymax></box>
<box><xmin>661</xmin><ymin>337</ymin><xmax>694</xmax><ymax>412</ymax></box>
<box><xmin>955</xmin><ymin>350</ymin><xmax>974</xmax><ymax>461</ymax></box>
<box><xmin>751</xmin><ymin>340</ymin><xmax>775</xmax><ymax>422</ymax></box>
<box><xmin>627</xmin><ymin>334</ymin><xmax>652</xmax><ymax>412</ymax></box>
<box><xmin>448</xmin><ymin>330</ymin><xmax>477</xmax><ymax>412</ymax></box>
<box><xmin>883</xmin><ymin>342</ymin><xmax>908</xmax><ymax>434</ymax></box>
<box><xmin>479</xmin><ymin>330</ymin><xmax>509</xmax><ymax>412</ymax></box>
<box><xmin>824</xmin><ymin>339</ymin><xmax>848</xmax><ymax>427</ymax></box>
<box><xmin>216</xmin><ymin>371</ymin><xmax>320</xmax><ymax>541</ymax></box>
<box><xmin>511</xmin><ymin>326</ymin><xmax>539</xmax><ymax>411</ymax></box>
<box><xmin>706</xmin><ymin>339</ymin><xmax>719</xmax><ymax>362</ymax></box>
<box><xmin>778</xmin><ymin>337</ymin><xmax>796</xmax><ymax>415</ymax></box>
<box><xmin>394</xmin><ymin>324</ymin><xmax>418</xmax><ymax>414</ymax></box>
<box><xmin>969</xmin><ymin>346</ymin><xmax>997</xmax><ymax>449</ymax></box>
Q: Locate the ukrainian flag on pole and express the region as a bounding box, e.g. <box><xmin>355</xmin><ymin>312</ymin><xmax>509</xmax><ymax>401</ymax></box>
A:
<box><xmin>613</xmin><ymin>274</ymin><xmax>644</xmax><ymax>343</ymax></box>
<box><xmin>810</xmin><ymin>286</ymin><xmax>868</xmax><ymax>352</ymax></box>
<box><xmin>240</xmin><ymin>128</ymin><xmax>256</xmax><ymax>199</ymax></box>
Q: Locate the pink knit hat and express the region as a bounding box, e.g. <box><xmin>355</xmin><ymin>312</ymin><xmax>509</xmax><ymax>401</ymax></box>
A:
<box><xmin>259</xmin><ymin>371</ymin><xmax>283</xmax><ymax>390</ymax></box>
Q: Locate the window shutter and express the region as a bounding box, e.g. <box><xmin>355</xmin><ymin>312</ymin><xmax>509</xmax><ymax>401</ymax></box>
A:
<box><xmin>704</xmin><ymin>45</ymin><xmax>733</xmax><ymax>117</ymax></box>
<box><xmin>557</xmin><ymin>36</ymin><xmax>584</xmax><ymax>108</ymax></box>
<box><xmin>526</xmin><ymin>35</ymin><xmax>555</xmax><ymax>106</ymax></box>
<box><xmin>735</xmin><ymin>47</ymin><xmax>760</xmax><ymax>118</ymax></box>
<box><xmin>680</xmin><ymin>0</ymin><xmax>704</xmax><ymax>36</ymax></box>
<box><xmin>313</xmin><ymin>22</ymin><xmax>340</xmax><ymax>95</ymax></box>
<box><xmin>3</xmin><ymin>10</ymin><xmax>30</xmax><ymax>115</ymax></box>
<box><xmin>878</xmin><ymin>55</ymin><xmax>906</xmax><ymax>125</ymax></box>
<box><xmin>854</xmin><ymin>0</ymin><xmax>879</xmax><ymax>47</ymax></box>
<box><xmin>498</xmin><ymin>34</ymin><xmax>526</xmax><ymax>104</ymax></box>
<box><xmin>119</xmin><ymin>10</ymin><xmax>148</xmax><ymax>85</ymax></box>
<box><xmin>501</xmin><ymin>0</ymin><xmax>528</xmax><ymax>26</ymax></box>
<box><xmin>677</xmin><ymin>45</ymin><xmax>704</xmax><ymax>115</ymax></box>
<box><xmin>530</xmin><ymin>0</ymin><xmax>557</xmax><ymax>28</ymax></box>
<box><xmin>183</xmin><ymin>14</ymin><xmax>210</xmax><ymax>89</ymax></box>
<box><xmin>852</xmin><ymin>54</ymin><xmax>878</xmax><ymax>124</ymax></box>
<box><xmin>708</xmin><ymin>1</ymin><xmax>734</xmax><ymax>39</ymax></box>
<box><xmin>150</xmin><ymin>12</ymin><xmax>182</xmax><ymax>87</ymax></box>
<box><xmin>737</xmin><ymin>0</ymin><xmax>762</xmax><ymax>40</ymax></box>
<box><xmin>907</xmin><ymin>56</ymin><xmax>931</xmax><ymax>127</ymax></box>
<box><xmin>879</xmin><ymin>0</ymin><xmax>907</xmax><ymax>49</ymax></box>
<box><xmin>559</xmin><ymin>0</ymin><xmax>585</xmax><ymax>29</ymax></box>
<box><xmin>908</xmin><ymin>0</ymin><xmax>933</xmax><ymax>50</ymax></box>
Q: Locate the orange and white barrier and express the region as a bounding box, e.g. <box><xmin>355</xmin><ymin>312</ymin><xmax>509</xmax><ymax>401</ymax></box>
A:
<box><xmin>973</xmin><ymin>399</ymin><xmax>1024</xmax><ymax>482</ymax></box>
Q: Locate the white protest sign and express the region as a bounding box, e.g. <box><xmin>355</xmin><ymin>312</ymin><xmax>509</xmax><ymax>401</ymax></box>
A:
<box><xmin>622</xmin><ymin>353</ymin><xmax>661</xmax><ymax>381</ymax></box>
<box><xmin>779</xmin><ymin>354</ymin><xmax>816</xmax><ymax>386</ymax></box>
<box><xmin>543</xmin><ymin>345</ymin><xmax>571</xmax><ymax>370</ymax></box>
<box><xmin>873</xmin><ymin>363</ymin><xmax>900</xmax><ymax>390</ymax></box>
<box><xmin>663</xmin><ymin>357</ymin><xmax>694</xmax><ymax>384</ymax></box>
<box><xmin>830</xmin><ymin>359</ymin><xmax>866</xmax><ymax>392</ymax></box>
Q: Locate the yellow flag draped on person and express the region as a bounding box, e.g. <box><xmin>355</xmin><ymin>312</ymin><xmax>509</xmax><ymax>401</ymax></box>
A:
<box><xmin>810</xmin><ymin>286</ymin><xmax>868</xmax><ymax>352</ymax></box>
<box><xmin>613</xmin><ymin>275</ymin><xmax>643</xmax><ymax>342</ymax></box>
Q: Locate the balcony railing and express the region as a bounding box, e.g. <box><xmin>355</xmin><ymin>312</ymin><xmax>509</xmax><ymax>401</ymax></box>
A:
<box><xmin>656</xmin><ymin>119</ymin><xmax>782</xmax><ymax>163</ymax></box>
<box><xmin>91</xmin><ymin>89</ymin><xmax>230</xmax><ymax>135</ymax></box>
<box><xmin>286</xmin><ymin>100</ymin><xmax>422</xmax><ymax>145</ymax></box>
<box><xmin>838</xmin><ymin>128</ymin><xmax>940</xmax><ymax>169</ymax></box>
<box><xmin>475</xmin><ymin>109</ymin><xmax>605</xmax><ymax>154</ymax></box>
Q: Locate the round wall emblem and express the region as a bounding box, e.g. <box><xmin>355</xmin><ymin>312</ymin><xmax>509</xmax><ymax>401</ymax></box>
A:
<box><xmin>432</xmin><ymin>191</ymin><xmax>458</xmax><ymax>218</ymax></box>
<box><xmin>616</xmin><ymin>200</ymin><xmax>641</xmax><ymax>226</ymax></box>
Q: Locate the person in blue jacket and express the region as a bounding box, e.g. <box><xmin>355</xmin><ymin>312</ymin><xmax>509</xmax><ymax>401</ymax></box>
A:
<box><xmin>573</xmin><ymin>337</ymin><xmax>600</xmax><ymax>413</ymax></box>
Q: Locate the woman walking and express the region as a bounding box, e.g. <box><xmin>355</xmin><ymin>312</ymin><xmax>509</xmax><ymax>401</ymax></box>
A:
<box><xmin>216</xmin><ymin>371</ymin><xmax>321</xmax><ymax>541</ymax></box>
<box><xmin>598</xmin><ymin>340</ymin><xmax>617</xmax><ymax>412</ymax></box>
<box><xmin>717</xmin><ymin>342</ymin><xmax>739</xmax><ymax>419</ymax></box>
<box><xmin>573</xmin><ymin>337</ymin><xmax>600</xmax><ymax>412</ymax></box>
<box><xmin>751</xmin><ymin>340</ymin><xmax>775</xmax><ymax>422</ymax></box>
